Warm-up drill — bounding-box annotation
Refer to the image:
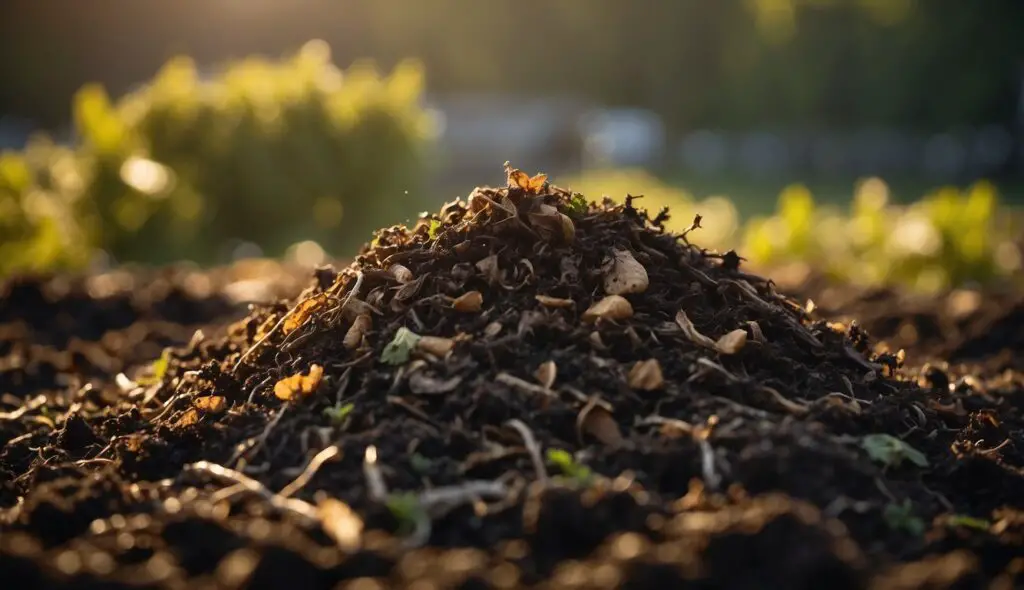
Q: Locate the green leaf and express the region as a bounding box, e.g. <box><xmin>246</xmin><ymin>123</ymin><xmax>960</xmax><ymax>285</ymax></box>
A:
<box><xmin>427</xmin><ymin>219</ymin><xmax>442</xmax><ymax>239</ymax></box>
<box><xmin>565</xmin><ymin>193</ymin><xmax>589</xmax><ymax>216</ymax></box>
<box><xmin>323</xmin><ymin>402</ymin><xmax>354</xmax><ymax>425</ymax></box>
<box><xmin>137</xmin><ymin>348</ymin><xmax>172</xmax><ymax>386</ymax></box>
<box><xmin>884</xmin><ymin>501</ymin><xmax>925</xmax><ymax>536</ymax></box>
<box><xmin>386</xmin><ymin>492</ymin><xmax>426</xmax><ymax>537</ymax></box>
<box><xmin>946</xmin><ymin>514</ymin><xmax>990</xmax><ymax>531</ymax></box>
<box><xmin>546</xmin><ymin>448</ymin><xmax>593</xmax><ymax>484</ymax></box>
<box><xmin>381</xmin><ymin>327</ymin><xmax>421</xmax><ymax>365</ymax></box>
<box><xmin>410</xmin><ymin>453</ymin><xmax>432</xmax><ymax>474</ymax></box>
<box><xmin>861</xmin><ymin>433</ymin><xmax>929</xmax><ymax>468</ymax></box>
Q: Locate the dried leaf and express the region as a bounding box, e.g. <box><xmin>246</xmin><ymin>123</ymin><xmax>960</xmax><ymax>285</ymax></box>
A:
<box><xmin>747</xmin><ymin>320</ymin><xmax>766</xmax><ymax>344</ymax></box>
<box><xmin>535</xmin><ymin>361</ymin><xmax>557</xmax><ymax>390</ymax></box>
<box><xmin>603</xmin><ymin>249</ymin><xmax>649</xmax><ymax>296</ymax></box>
<box><xmin>505</xmin><ymin>162</ymin><xmax>547</xmax><ymax>194</ymax></box>
<box><xmin>274</xmin><ymin>364</ymin><xmax>324</xmax><ymax>401</ymax></box>
<box><xmin>583</xmin><ymin>295</ymin><xmax>634</xmax><ymax>322</ymax></box>
<box><xmin>344</xmin><ymin>314</ymin><xmax>372</xmax><ymax>350</ymax></box>
<box><xmin>193</xmin><ymin>396</ymin><xmax>226</xmax><ymax>414</ymax></box>
<box><xmin>283</xmin><ymin>293</ymin><xmax>328</xmax><ymax>335</ymax></box>
<box><xmin>389</xmin><ymin>264</ymin><xmax>414</xmax><ymax>284</ymax></box>
<box><xmin>317</xmin><ymin>498</ymin><xmax>363</xmax><ymax>551</ymax></box>
<box><xmin>475</xmin><ymin>255</ymin><xmax>501</xmax><ymax>286</ymax></box>
<box><xmin>408</xmin><ymin>371</ymin><xmax>463</xmax><ymax>394</ymax></box>
<box><xmin>382</xmin><ymin>328</ymin><xmax>422</xmax><ymax>365</ymax></box>
<box><xmin>535</xmin><ymin>295</ymin><xmax>575</xmax><ymax>309</ymax></box>
<box><xmin>628</xmin><ymin>359</ymin><xmax>664</xmax><ymax>390</ymax></box>
<box><xmin>484</xmin><ymin>321</ymin><xmax>503</xmax><ymax>337</ymax></box>
<box><xmin>453</xmin><ymin>291</ymin><xmax>483</xmax><ymax>313</ymax></box>
<box><xmin>674</xmin><ymin>310</ymin><xmax>718</xmax><ymax>350</ymax></box>
<box><xmin>418</xmin><ymin>336</ymin><xmax>455</xmax><ymax>357</ymax></box>
<box><xmin>715</xmin><ymin>329</ymin><xmax>748</xmax><ymax>355</ymax></box>
<box><xmin>577</xmin><ymin>401</ymin><xmax>623</xmax><ymax>446</ymax></box>
<box><xmin>527</xmin><ymin>204</ymin><xmax>575</xmax><ymax>244</ymax></box>
<box><xmin>394</xmin><ymin>274</ymin><xmax>428</xmax><ymax>303</ymax></box>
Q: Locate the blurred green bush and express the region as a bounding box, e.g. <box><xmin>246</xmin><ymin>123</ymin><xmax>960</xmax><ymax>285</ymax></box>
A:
<box><xmin>1</xmin><ymin>40</ymin><xmax>434</xmax><ymax>274</ymax></box>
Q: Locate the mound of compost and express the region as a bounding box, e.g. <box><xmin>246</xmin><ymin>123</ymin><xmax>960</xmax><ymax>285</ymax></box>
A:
<box><xmin>1</xmin><ymin>166</ymin><xmax>1022</xmax><ymax>589</ymax></box>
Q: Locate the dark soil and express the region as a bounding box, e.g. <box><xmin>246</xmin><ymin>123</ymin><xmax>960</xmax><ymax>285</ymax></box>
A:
<box><xmin>2</xmin><ymin>173</ymin><xmax>1022</xmax><ymax>589</ymax></box>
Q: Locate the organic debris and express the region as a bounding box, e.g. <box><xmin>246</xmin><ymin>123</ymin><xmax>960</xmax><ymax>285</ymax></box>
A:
<box><xmin>1</xmin><ymin>166</ymin><xmax>1023</xmax><ymax>588</ymax></box>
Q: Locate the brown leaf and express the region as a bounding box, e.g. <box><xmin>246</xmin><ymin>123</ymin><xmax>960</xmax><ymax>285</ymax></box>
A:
<box><xmin>475</xmin><ymin>255</ymin><xmax>501</xmax><ymax>285</ymax></box>
<box><xmin>394</xmin><ymin>274</ymin><xmax>428</xmax><ymax>302</ymax></box>
<box><xmin>746</xmin><ymin>321</ymin><xmax>766</xmax><ymax>344</ymax></box>
<box><xmin>527</xmin><ymin>204</ymin><xmax>575</xmax><ymax>244</ymax></box>
<box><xmin>535</xmin><ymin>361</ymin><xmax>557</xmax><ymax>390</ymax></box>
<box><xmin>193</xmin><ymin>396</ymin><xmax>226</xmax><ymax>414</ymax></box>
<box><xmin>283</xmin><ymin>293</ymin><xmax>328</xmax><ymax>335</ymax></box>
<box><xmin>674</xmin><ymin>310</ymin><xmax>718</xmax><ymax>350</ymax></box>
<box><xmin>603</xmin><ymin>249</ymin><xmax>649</xmax><ymax>295</ymax></box>
<box><xmin>535</xmin><ymin>295</ymin><xmax>575</xmax><ymax>309</ymax></box>
<box><xmin>453</xmin><ymin>291</ymin><xmax>483</xmax><ymax>313</ymax></box>
<box><xmin>582</xmin><ymin>295</ymin><xmax>634</xmax><ymax>322</ymax></box>
<box><xmin>417</xmin><ymin>336</ymin><xmax>455</xmax><ymax>357</ymax></box>
<box><xmin>408</xmin><ymin>371</ymin><xmax>463</xmax><ymax>394</ymax></box>
<box><xmin>344</xmin><ymin>314</ymin><xmax>372</xmax><ymax>350</ymax></box>
<box><xmin>628</xmin><ymin>359</ymin><xmax>664</xmax><ymax>390</ymax></box>
<box><xmin>389</xmin><ymin>264</ymin><xmax>414</xmax><ymax>284</ymax></box>
<box><xmin>505</xmin><ymin>161</ymin><xmax>547</xmax><ymax>194</ymax></box>
<box><xmin>317</xmin><ymin>498</ymin><xmax>363</xmax><ymax>552</ymax></box>
<box><xmin>274</xmin><ymin>364</ymin><xmax>324</xmax><ymax>401</ymax></box>
<box><xmin>715</xmin><ymin>329</ymin><xmax>748</xmax><ymax>355</ymax></box>
<box><xmin>577</xmin><ymin>400</ymin><xmax>623</xmax><ymax>446</ymax></box>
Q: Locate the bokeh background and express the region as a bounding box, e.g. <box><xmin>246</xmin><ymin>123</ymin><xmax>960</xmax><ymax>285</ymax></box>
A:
<box><xmin>2</xmin><ymin>0</ymin><xmax>1023</xmax><ymax>291</ymax></box>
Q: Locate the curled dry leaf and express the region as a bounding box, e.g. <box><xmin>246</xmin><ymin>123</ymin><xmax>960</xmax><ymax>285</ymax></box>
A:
<box><xmin>283</xmin><ymin>293</ymin><xmax>328</xmax><ymax>335</ymax></box>
<box><xmin>674</xmin><ymin>310</ymin><xmax>718</xmax><ymax>350</ymax></box>
<box><xmin>389</xmin><ymin>264</ymin><xmax>414</xmax><ymax>284</ymax></box>
<box><xmin>505</xmin><ymin>161</ymin><xmax>547</xmax><ymax>194</ymax></box>
<box><xmin>628</xmin><ymin>359</ymin><xmax>664</xmax><ymax>391</ymax></box>
<box><xmin>535</xmin><ymin>361</ymin><xmax>557</xmax><ymax>390</ymax></box>
<box><xmin>747</xmin><ymin>320</ymin><xmax>766</xmax><ymax>344</ymax></box>
<box><xmin>715</xmin><ymin>329</ymin><xmax>748</xmax><ymax>355</ymax></box>
<box><xmin>577</xmin><ymin>400</ymin><xmax>623</xmax><ymax>446</ymax></box>
<box><xmin>394</xmin><ymin>274</ymin><xmax>428</xmax><ymax>303</ymax></box>
<box><xmin>453</xmin><ymin>291</ymin><xmax>484</xmax><ymax>313</ymax></box>
<box><xmin>535</xmin><ymin>295</ymin><xmax>574</xmax><ymax>308</ymax></box>
<box><xmin>603</xmin><ymin>249</ymin><xmax>649</xmax><ymax>295</ymax></box>
<box><xmin>475</xmin><ymin>255</ymin><xmax>501</xmax><ymax>286</ymax></box>
<box><xmin>418</xmin><ymin>336</ymin><xmax>455</xmax><ymax>358</ymax></box>
<box><xmin>528</xmin><ymin>204</ymin><xmax>575</xmax><ymax>244</ymax></box>
<box><xmin>317</xmin><ymin>497</ymin><xmax>363</xmax><ymax>552</ymax></box>
<box><xmin>274</xmin><ymin>364</ymin><xmax>324</xmax><ymax>401</ymax></box>
<box><xmin>583</xmin><ymin>295</ymin><xmax>634</xmax><ymax>323</ymax></box>
<box><xmin>193</xmin><ymin>396</ymin><xmax>226</xmax><ymax>414</ymax></box>
<box><xmin>344</xmin><ymin>314</ymin><xmax>372</xmax><ymax>350</ymax></box>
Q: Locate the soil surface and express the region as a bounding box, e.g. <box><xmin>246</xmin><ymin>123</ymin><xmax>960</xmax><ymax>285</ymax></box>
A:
<box><xmin>2</xmin><ymin>173</ymin><xmax>1023</xmax><ymax>590</ymax></box>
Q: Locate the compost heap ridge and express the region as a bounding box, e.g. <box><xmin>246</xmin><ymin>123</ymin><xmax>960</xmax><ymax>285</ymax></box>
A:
<box><xmin>3</xmin><ymin>166</ymin><xmax>1022</xmax><ymax>588</ymax></box>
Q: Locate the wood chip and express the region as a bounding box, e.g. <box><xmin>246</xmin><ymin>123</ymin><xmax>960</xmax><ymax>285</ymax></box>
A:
<box><xmin>453</xmin><ymin>291</ymin><xmax>484</xmax><ymax>312</ymax></box>
<box><xmin>535</xmin><ymin>295</ymin><xmax>575</xmax><ymax>308</ymax></box>
<box><xmin>417</xmin><ymin>336</ymin><xmax>455</xmax><ymax>357</ymax></box>
<box><xmin>628</xmin><ymin>359</ymin><xmax>664</xmax><ymax>390</ymax></box>
<box><xmin>535</xmin><ymin>361</ymin><xmax>557</xmax><ymax>390</ymax></box>
<box><xmin>715</xmin><ymin>329</ymin><xmax>748</xmax><ymax>355</ymax></box>
<box><xmin>603</xmin><ymin>249</ymin><xmax>649</xmax><ymax>295</ymax></box>
<box><xmin>193</xmin><ymin>396</ymin><xmax>226</xmax><ymax>414</ymax></box>
<box><xmin>484</xmin><ymin>321</ymin><xmax>503</xmax><ymax>337</ymax></box>
<box><xmin>343</xmin><ymin>314</ymin><xmax>372</xmax><ymax>350</ymax></box>
<box><xmin>583</xmin><ymin>295</ymin><xmax>634</xmax><ymax>322</ymax></box>
<box><xmin>274</xmin><ymin>364</ymin><xmax>324</xmax><ymax>401</ymax></box>
<box><xmin>577</xmin><ymin>399</ymin><xmax>623</xmax><ymax>446</ymax></box>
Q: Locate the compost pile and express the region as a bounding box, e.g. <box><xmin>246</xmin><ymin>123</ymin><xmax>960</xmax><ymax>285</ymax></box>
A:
<box><xmin>2</xmin><ymin>166</ymin><xmax>1023</xmax><ymax>589</ymax></box>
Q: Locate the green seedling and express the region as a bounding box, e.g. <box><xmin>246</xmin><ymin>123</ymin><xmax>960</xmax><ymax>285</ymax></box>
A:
<box><xmin>137</xmin><ymin>348</ymin><xmax>172</xmax><ymax>386</ymax></box>
<box><xmin>883</xmin><ymin>500</ymin><xmax>925</xmax><ymax>536</ymax></box>
<box><xmin>946</xmin><ymin>514</ymin><xmax>990</xmax><ymax>531</ymax></box>
<box><xmin>322</xmin><ymin>402</ymin><xmax>354</xmax><ymax>426</ymax></box>
<box><xmin>410</xmin><ymin>453</ymin><xmax>433</xmax><ymax>474</ymax></box>
<box><xmin>386</xmin><ymin>492</ymin><xmax>427</xmax><ymax>537</ymax></box>
<box><xmin>861</xmin><ymin>434</ymin><xmax>929</xmax><ymax>468</ymax></box>
<box><xmin>565</xmin><ymin>193</ymin><xmax>589</xmax><ymax>216</ymax></box>
<box><xmin>427</xmin><ymin>219</ymin><xmax>442</xmax><ymax>239</ymax></box>
<box><xmin>546</xmin><ymin>448</ymin><xmax>593</xmax><ymax>485</ymax></box>
<box><xmin>381</xmin><ymin>327</ymin><xmax>421</xmax><ymax>365</ymax></box>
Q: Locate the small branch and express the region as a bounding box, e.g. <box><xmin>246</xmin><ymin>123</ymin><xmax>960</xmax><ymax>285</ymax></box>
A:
<box><xmin>506</xmin><ymin>419</ymin><xmax>548</xmax><ymax>483</ymax></box>
<box><xmin>279</xmin><ymin>445</ymin><xmax>340</xmax><ymax>498</ymax></box>
<box><xmin>364</xmin><ymin>445</ymin><xmax>388</xmax><ymax>501</ymax></box>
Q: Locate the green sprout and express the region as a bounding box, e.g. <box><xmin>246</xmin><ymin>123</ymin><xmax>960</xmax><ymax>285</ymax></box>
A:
<box><xmin>883</xmin><ymin>501</ymin><xmax>925</xmax><ymax>536</ymax></box>
<box><xmin>861</xmin><ymin>434</ymin><xmax>929</xmax><ymax>469</ymax></box>
<box><xmin>546</xmin><ymin>448</ymin><xmax>593</xmax><ymax>485</ymax></box>
<box><xmin>381</xmin><ymin>327</ymin><xmax>421</xmax><ymax>365</ymax></box>
<box><xmin>946</xmin><ymin>514</ymin><xmax>990</xmax><ymax>531</ymax></box>
<box><xmin>565</xmin><ymin>193</ymin><xmax>589</xmax><ymax>216</ymax></box>
<box><xmin>136</xmin><ymin>348</ymin><xmax>172</xmax><ymax>386</ymax></box>
<box><xmin>410</xmin><ymin>453</ymin><xmax>433</xmax><ymax>474</ymax></box>
<box><xmin>427</xmin><ymin>219</ymin><xmax>442</xmax><ymax>239</ymax></box>
<box><xmin>386</xmin><ymin>492</ymin><xmax>427</xmax><ymax>537</ymax></box>
<box><xmin>322</xmin><ymin>402</ymin><xmax>354</xmax><ymax>425</ymax></box>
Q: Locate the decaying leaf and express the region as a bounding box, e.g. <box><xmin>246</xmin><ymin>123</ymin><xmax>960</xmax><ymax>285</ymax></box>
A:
<box><xmin>453</xmin><ymin>291</ymin><xmax>484</xmax><ymax>313</ymax></box>
<box><xmin>535</xmin><ymin>295</ymin><xmax>574</xmax><ymax>308</ymax></box>
<box><xmin>393</xmin><ymin>274</ymin><xmax>428</xmax><ymax>303</ymax></box>
<box><xmin>603</xmin><ymin>249</ymin><xmax>649</xmax><ymax>295</ymax></box>
<box><xmin>628</xmin><ymin>359</ymin><xmax>664</xmax><ymax>390</ymax></box>
<box><xmin>344</xmin><ymin>314</ymin><xmax>372</xmax><ymax>350</ymax></box>
<box><xmin>484</xmin><ymin>321</ymin><xmax>503</xmax><ymax>337</ymax></box>
<box><xmin>418</xmin><ymin>335</ymin><xmax>456</xmax><ymax>357</ymax></box>
<box><xmin>583</xmin><ymin>295</ymin><xmax>634</xmax><ymax>322</ymax></box>
<box><xmin>528</xmin><ymin>204</ymin><xmax>575</xmax><ymax>244</ymax></box>
<box><xmin>274</xmin><ymin>364</ymin><xmax>324</xmax><ymax>401</ymax></box>
<box><xmin>408</xmin><ymin>371</ymin><xmax>463</xmax><ymax>394</ymax></box>
<box><xmin>535</xmin><ymin>361</ymin><xmax>557</xmax><ymax>390</ymax></box>
<box><xmin>862</xmin><ymin>434</ymin><xmax>929</xmax><ymax>468</ymax></box>
<box><xmin>747</xmin><ymin>321</ymin><xmax>766</xmax><ymax>344</ymax></box>
<box><xmin>577</xmin><ymin>400</ymin><xmax>623</xmax><ymax>446</ymax></box>
<box><xmin>475</xmin><ymin>255</ymin><xmax>501</xmax><ymax>285</ymax></box>
<box><xmin>283</xmin><ymin>293</ymin><xmax>328</xmax><ymax>335</ymax></box>
<box><xmin>193</xmin><ymin>395</ymin><xmax>226</xmax><ymax>414</ymax></box>
<box><xmin>505</xmin><ymin>161</ymin><xmax>547</xmax><ymax>194</ymax></box>
<box><xmin>674</xmin><ymin>310</ymin><xmax>718</xmax><ymax>350</ymax></box>
<box><xmin>389</xmin><ymin>264</ymin><xmax>414</xmax><ymax>284</ymax></box>
<box><xmin>715</xmin><ymin>329</ymin><xmax>748</xmax><ymax>355</ymax></box>
<box><xmin>317</xmin><ymin>497</ymin><xmax>363</xmax><ymax>551</ymax></box>
<box><xmin>382</xmin><ymin>328</ymin><xmax>422</xmax><ymax>365</ymax></box>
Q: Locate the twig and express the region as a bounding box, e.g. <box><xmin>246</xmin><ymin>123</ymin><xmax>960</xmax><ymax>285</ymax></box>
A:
<box><xmin>495</xmin><ymin>372</ymin><xmax>558</xmax><ymax>398</ymax></box>
<box><xmin>230</xmin><ymin>406</ymin><xmax>287</xmax><ymax>468</ymax></box>
<box><xmin>638</xmin><ymin>415</ymin><xmax>695</xmax><ymax>435</ymax></box>
<box><xmin>0</xmin><ymin>394</ymin><xmax>47</xmax><ymax>421</ymax></box>
<box><xmin>364</xmin><ymin>445</ymin><xmax>388</xmax><ymax>501</ymax></box>
<box><xmin>278</xmin><ymin>445</ymin><xmax>341</xmax><ymax>498</ymax></box>
<box><xmin>184</xmin><ymin>460</ymin><xmax>318</xmax><ymax>524</ymax></box>
<box><xmin>506</xmin><ymin>419</ymin><xmax>548</xmax><ymax>483</ymax></box>
<box><xmin>418</xmin><ymin>480</ymin><xmax>508</xmax><ymax>515</ymax></box>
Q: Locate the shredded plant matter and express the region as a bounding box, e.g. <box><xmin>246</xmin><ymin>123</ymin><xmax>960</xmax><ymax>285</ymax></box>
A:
<box><xmin>1</xmin><ymin>166</ymin><xmax>1023</xmax><ymax>588</ymax></box>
